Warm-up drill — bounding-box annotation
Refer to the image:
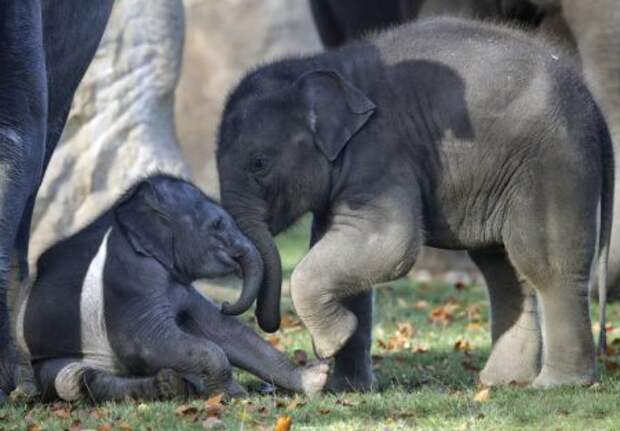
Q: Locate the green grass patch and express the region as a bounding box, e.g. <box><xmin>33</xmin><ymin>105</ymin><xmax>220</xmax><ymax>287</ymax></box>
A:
<box><xmin>2</xmin><ymin>219</ymin><xmax>620</xmax><ymax>430</ymax></box>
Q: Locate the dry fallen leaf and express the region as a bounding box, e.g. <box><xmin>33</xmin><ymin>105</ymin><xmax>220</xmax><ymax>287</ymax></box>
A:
<box><xmin>454</xmin><ymin>339</ymin><xmax>472</xmax><ymax>352</ymax></box>
<box><xmin>377</xmin><ymin>321</ymin><xmax>417</xmax><ymax>352</ymax></box>
<box><xmin>280</xmin><ymin>311</ymin><xmax>303</xmax><ymax>330</ymax></box>
<box><xmin>26</xmin><ymin>425</ymin><xmax>43</xmax><ymax>431</ymax></box>
<box><xmin>90</xmin><ymin>408</ymin><xmax>109</xmax><ymax>419</ymax></box>
<box><xmin>117</xmin><ymin>422</ymin><xmax>133</xmax><ymax>431</ymax></box>
<box><xmin>176</xmin><ymin>404</ymin><xmax>199</xmax><ymax>417</ymax></box>
<box><xmin>412</xmin><ymin>345</ymin><xmax>429</xmax><ymax>354</ymax></box>
<box><xmin>97</xmin><ymin>424</ymin><xmax>113</xmax><ymax>431</ymax></box>
<box><xmin>274</xmin><ymin>415</ymin><xmax>293</xmax><ymax>431</ymax></box>
<box><xmin>474</xmin><ymin>387</ymin><xmax>491</xmax><ymax>402</ymax></box>
<box><xmin>205</xmin><ymin>393</ymin><xmax>225</xmax><ymax>417</ymax></box>
<box><xmin>428</xmin><ymin>302</ymin><xmax>460</xmax><ymax>326</ymax></box>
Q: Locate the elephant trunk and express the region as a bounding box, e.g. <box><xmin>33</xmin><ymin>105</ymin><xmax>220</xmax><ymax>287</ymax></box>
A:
<box><xmin>220</xmin><ymin>238</ymin><xmax>264</xmax><ymax>316</ymax></box>
<box><xmin>239</xmin><ymin>221</ymin><xmax>282</xmax><ymax>333</ymax></box>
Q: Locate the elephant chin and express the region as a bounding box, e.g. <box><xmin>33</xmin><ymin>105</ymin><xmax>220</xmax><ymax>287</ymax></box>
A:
<box><xmin>220</xmin><ymin>240</ymin><xmax>264</xmax><ymax>316</ymax></box>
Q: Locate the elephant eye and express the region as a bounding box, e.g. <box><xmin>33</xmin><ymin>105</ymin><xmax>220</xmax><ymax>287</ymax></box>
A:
<box><xmin>249</xmin><ymin>154</ymin><xmax>270</xmax><ymax>175</ymax></box>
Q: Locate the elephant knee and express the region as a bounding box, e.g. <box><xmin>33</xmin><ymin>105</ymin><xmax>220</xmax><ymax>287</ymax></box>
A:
<box><xmin>291</xmin><ymin>267</ymin><xmax>331</xmax><ymax>314</ymax></box>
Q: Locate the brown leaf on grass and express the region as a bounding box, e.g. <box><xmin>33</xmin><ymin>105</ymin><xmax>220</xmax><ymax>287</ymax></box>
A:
<box><xmin>473</xmin><ymin>387</ymin><xmax>491</xmax><ymax>402</ymax></box>
<box><xmin>69</xmin><ymin>420</ymin><xmax>82</xmax><ymax>431</ymax></box>
<box><xmin>412</xmin><ymin>345</ymin><xmax>429</xmax><ymax>354</ymax></box>
<box><xmin>377</xmin><ymin>321</ymin><xmax>417</xmax><ymax>352</ymax></box>
<box><xmin>454</xmin><ymin>339</ymin><xmax>472</xmax><ymax>352</ymax></box>
<box><xmin>293</xmin><ymin>349</ymin><xmax>308</xmax><ymax>365</ymax></box>
<box><xmin>466</xmin><ymin>322</ymin><xmax>484</xmax><ymax>331</ymax></box>
<box><xmin>428</xmin><ymin>302</ymin><xmax>460</xmax><ymax>326</ymax></box>
<box><xmin>176</xmin><ymin>404</ymin><xmax>200</xmax><ymax>421</ymax></box>
<box><xmin>280</xmin><ymin>311</ymin><xmax>303</xmax><ymax>330</ymax></box>
<box><xmin>117</xmin><ymin>422</ymin><xmax>133</xmax><ymax>431</ymax></box>
<box><xmin>51</xmin><ymin>406</ymin><xmax>71</xmax><ymax>419</ymax></box>
<box><xmin>266</xmin><ymin>335</ymin><xmax>285</xmax><ymax>352</ymax></box>
<box><xmin>319</xmin><ymin>408</ymin><xmax>331</xmax><ymax>415</ymax></box>
<box><xmin>97</xmin><ymin>424</ymin><xmax>113</xmax><ymax>431</ymax></box>
<box><xmin>26</xmin><ymin>425</ymin><xmax>43</xmax><ymax>431</ymax></box>
<box><xmin>205</xmin><ymin>393</ymin><xmax>225</xmax><ymax>417</ymax></box>
<box><xmin>274</xmin><ymin>415</ymin><xmax>293</xmax><ymax>431</ymax></box>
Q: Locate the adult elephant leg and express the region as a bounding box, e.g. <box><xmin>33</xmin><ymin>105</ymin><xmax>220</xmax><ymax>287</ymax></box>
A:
<box><xmin>310</xmin><ymin>216</ymin><xmax>375</xmax><ymax>392</ymax></box>
<box><xmin>559</xmin><ymin>0</ymin><xmax>620</xmax><ymax>294</ymax></box>
<box><xmin>468</xmin><ymin>250</ymin><xmax>541</xmax><ymax>385</ymax></box>
<box><xmin>0</xmin><ymin>0</ymin><xmax>48</xmax><ymax>398</ymax></box>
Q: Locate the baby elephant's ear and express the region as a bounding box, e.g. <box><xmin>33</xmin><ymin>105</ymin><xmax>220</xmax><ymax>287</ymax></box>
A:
<box><xmin>114</xmin><ymin>182</ymin><xmax>174</xmax><ymax>271</ymax></box>
<box><xmin>297</xmin><ymin>69</ymin><xmax>376</xmax><ymax>162</ymax></box>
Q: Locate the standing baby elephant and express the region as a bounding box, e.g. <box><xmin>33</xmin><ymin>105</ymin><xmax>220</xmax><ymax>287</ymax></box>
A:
<box><xmin>11</xmin><ymin>175</ymin><xmax>327</xmax><ymax>402</ymax></box>
<box><xmin>217</xmin><ymin>17</ymin><xmax>613</xmax><ymax>390</ymax></box>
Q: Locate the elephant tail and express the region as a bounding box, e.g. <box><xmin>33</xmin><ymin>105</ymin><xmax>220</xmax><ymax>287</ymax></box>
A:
<box><xmin>597</xmin><ymin>108</ymin><xmax>614</xmax><ymax>355</ymax></box>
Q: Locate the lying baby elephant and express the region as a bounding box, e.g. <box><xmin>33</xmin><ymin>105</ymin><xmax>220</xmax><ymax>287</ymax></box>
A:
<box><xmin>217</xmin><ymin>17</ymin><xmax>613</xmax><ymax>390</ymax></box>
<box><xmin>11</xmin><ymin>175</ymin><xmax>327</xmax><ymax>402</ymax></box>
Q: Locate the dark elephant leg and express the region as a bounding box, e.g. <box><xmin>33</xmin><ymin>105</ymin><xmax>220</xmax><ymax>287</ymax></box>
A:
<box><xmin>34</xmin><ymin>358</ymin><xmax>189</xmax><ymax>402</ymax></box>
<box><xmin>309</xmin><ymin>215</ymin><xmax>375</xmax><ymax>392</ymax></box>
<box><xmin>181</xmin><ymin>289</ymin><xmax>327</xmax><ymax>396</ymax></box>
<box><xmin>327</xmin><ymin>291</ymin><xmax>375</xmax><ymax>392</ymax></box>
<box><xmin>468</xmin><ymin>250</ymin><xmax>541</xmax><ymax>385</ymax></box>
<box><xmin>0</xmin><ymin>1</ymin><xmax>48</xmax><ymax>397</ymax></box>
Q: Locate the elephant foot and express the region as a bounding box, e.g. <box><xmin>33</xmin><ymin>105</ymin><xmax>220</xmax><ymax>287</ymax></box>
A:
<box><xmin>156</xmin><ymin>368</ymin><xmax>189</xmax><ymax>399</ymax></box>
<box><xmin>531</xmin><ymin>364</ymin><xmax>596</xmax><ymax>388</ymax></box>
<box><xmin>297</xmin><ymin>361</ymin><xmax>329</xmax><ymax>396</ymax></box>
<box><xmin>327</xmin><ymin>355</ymin><xmax>375</xmax><ymax>393</ymax></box>
<box><xmin>311</xmin><ymin>311</ymin><xmax>358</xmax><ymax>359</ymax></box>
<box><xmin>222</xmin><ymin>379</ymin><xmax>248</xmax><ymax>399</ymax></box>
<box><xmin>480</xmin><ymin>344</ymin><xmax>540</xmax><ymax>386</ymax></box>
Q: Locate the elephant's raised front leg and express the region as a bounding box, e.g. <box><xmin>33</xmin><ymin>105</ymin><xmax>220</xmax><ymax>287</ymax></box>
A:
<box><xmin>291</xmin><ymin>201</ymin><xmax>421</xmax><ymax>365</ymax></box>
<box><xmin>310</xmin><ymin>215</ymin><xmax>375</xmax><ymax>392</ymax></box>
<box><xmin>469</xmin><ymin>250</ymin><xmax>542</xmax><ymax>385</ymax></box>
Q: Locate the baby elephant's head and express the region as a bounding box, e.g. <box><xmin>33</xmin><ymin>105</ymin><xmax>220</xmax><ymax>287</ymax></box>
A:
<box><xmin>114</xmin><ymin>175</ymin><xmax>263</xmax><ymax>315</ymax></box>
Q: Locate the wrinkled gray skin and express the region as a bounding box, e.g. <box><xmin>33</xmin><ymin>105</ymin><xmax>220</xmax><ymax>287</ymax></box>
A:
<box><xmin>217</xmin><ymin>18</ymin><xmax>613</xmax><ymax>391</ymax></box>
<box><xmin>20</xmin><ymin>176</ymin><xmax>327</xmax><ymax>402</ymax></box>
<box><xmin>0</xmin><ymin>0</ymin><xmax>114</xmax><ymax>400</ymax></box>
<box><xmin>309</xmin><ymin>0</ymin><xmax>620</xmax><ymax>297</ymax></box>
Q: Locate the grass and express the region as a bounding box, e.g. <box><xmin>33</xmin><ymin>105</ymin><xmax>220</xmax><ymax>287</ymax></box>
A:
<box><xmin>2</xmin><ymin>218</ymin><xmax>620</xmax><ymax>430</ymax></box>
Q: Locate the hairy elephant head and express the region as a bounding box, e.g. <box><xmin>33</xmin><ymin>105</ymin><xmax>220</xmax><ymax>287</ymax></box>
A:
<box><xmin>216</xmin><ymin>68</ymin><xmax>376</xmax><ymax>332</ymax></box>
<box><xmin>115</xmin><ymin>175</ymin><xmax>263</xmax><ymax>315</ymax></box>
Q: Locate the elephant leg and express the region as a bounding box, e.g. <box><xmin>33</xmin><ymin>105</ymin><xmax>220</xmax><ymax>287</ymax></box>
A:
<box><xmin>291</xmin><ymin>205</ymin><xmax>420</xmax><ymax>362</ymax></box>
<box><xmin>327</xmin><ymin>291</ymin><xmax>375</xmax><ymax>392</ymax></box>
<box><xmin>309</xmin><ymin>215</ymin><xmax>375</xmax><ymax>392</ymax></box>
<box><xmin>0</xmin><ymin>1</ymin><xmax>48</xmax><ymax>398</ymax></box>
<box><xmin>136</xmin><ymin>326</ymin><xmax>237</xmax><ymax>397</ymax></box>
<box><xmin>180</xmin><ymin>289</ymin><xmax>327</xmax><ymax>396</ymax></box>
<box><xmin>468</xmin><ymin>250</ymin><xmax>541</xmax><ymax>385</ymax></box>
<box><xmin>36</xmin><ymin>357</ymin><xmax>192</xmax><ymax>402</ymax></box>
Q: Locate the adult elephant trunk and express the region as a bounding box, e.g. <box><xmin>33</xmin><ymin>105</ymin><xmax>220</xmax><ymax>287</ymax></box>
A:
<box><xmin>220</xmin><ymin>238</ymin><xmax>264</xmax><ymax>316</ymax></box>
<box><xmin>231</xmin><ymin>216</ymin><xmax>282</xmax><ymax>333</ymax></box>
